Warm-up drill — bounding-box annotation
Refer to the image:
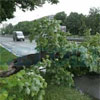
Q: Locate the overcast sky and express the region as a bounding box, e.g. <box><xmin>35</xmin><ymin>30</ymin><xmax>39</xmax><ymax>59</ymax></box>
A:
<box><xmin>1</xmin><ymin>0</ymin><xmax>100</xmax><ymax>27</ymax></box>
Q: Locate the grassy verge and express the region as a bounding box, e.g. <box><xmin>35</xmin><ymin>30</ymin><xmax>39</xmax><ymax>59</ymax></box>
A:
<box><xmin>45</xmin><ymin>85</ymin><xmax>92</xmax><ymax>100</ymax></box>
<box><xmin>0</xmin><ymin>46</ymin><xmax>16</xmax><ymax>70</ymax></box>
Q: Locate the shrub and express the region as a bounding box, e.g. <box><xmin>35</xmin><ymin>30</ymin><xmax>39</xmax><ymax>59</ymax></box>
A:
<box><xmin>0</xmin><ymin>66</ymin><xmax>47</xmax><ymax>100</ymax></box>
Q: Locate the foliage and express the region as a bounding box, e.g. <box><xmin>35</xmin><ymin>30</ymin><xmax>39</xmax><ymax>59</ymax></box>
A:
<box><xmin>54</xmin><ymin>7</ymin><xmax>100</xmax><ymax>35</ymax></box>
<box><xmin>1</xmin><ymin>14</ymin><xmax>100</xmax><ymax>100</ymax></box>
<box><xmin>80</xmin><ymin>33</ymin><xmax>100</xmax><ymax>73</ymax></box>
<box><xmin>65</xmin><ymin>12</ymin><xmax>86</xmax><ymax>35</ymax></box>
<box><xmin>1</xmin><ymin>21</ymin><xmax>33</xmax><ymax>35</ymax></box>
<box><xmin>66</xmin><ymin>43</ymin><xmax>100</xmax><ymax>75</ymax></box>
<box><xmin>14</xmin><ymin>21</ymin><xmax>32</xmax><ymax>35</ymax></box>
<box><xmin>0</xmin><ymin>46</ymin><xmax>47</xmax><ymax>100</ymax></box>
<box><xmin>2</xmin><ymin>7</ymin><xmax>100</xmax><ymax>36</ymax></box>
<box><xmin>1</xmin><ymin>24</ymin><xmax>14</xmax><ymax>35</ymax></box>
<box><xmin>0</xmin><ymin>67</ymin><xmax>47</xmax><ymax>100</ymax></box>
<box><xmin>83</xmin><ymin>28</ymin><xmax>91</xmax><ymax>37</ymax></box>
<box><xmin>29</xmin><ymin>16</ymin><xmax>100</xmax><ymax>87</ymax></box>
<box><xmin>45</xmin><ymin>85</ymin><xmax>91</xmax><ymax>100</ymax></box>
<box><xmin>29</xmin><ymin>17</ymin><xmax>74</xmax><ymax>86</ymax></box>
<box><xmin>86</xmin><ymin>7</ymin><xmax>100</xmax><ymax>34</ymax></box>
<box><xmin>54</xmin><ymin>11</ymin><xmax>67</xmax><ymax>25</ymax></box>
<box><xmin>39</xmin><ymin>41</ymin><xmax>100</xmax><ymax>80</ymax></box>
<box><xmin>83</xmin><ymin>32</ymin><xmax>100</xmax><ymax>47</ymax></box>
<box><xmin>29</xmin><ymin>17</ymin><xmax>68</xmax><ymax>54</ymax></box>
<box><xmin>0</xmin><ymin>0</ymin><xmax>59</xmax><ymax>23</ymax></box>
<box><xmin>0</xmin><ymin>46</ymin><xmax>16</xmax><ymax>70</ymax></box>
<box><xmin>39</xmin><ymin>58</ymin><xmax>74</xmax><ymax>86</ymax></box>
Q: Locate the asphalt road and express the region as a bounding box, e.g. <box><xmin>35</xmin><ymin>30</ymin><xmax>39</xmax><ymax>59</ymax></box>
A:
<box><xmin>0</xmin><ymin>36</ymin><xmax>83</xmax><ymax>57</ymax></box>
<box><xmin>0</xmin><ymin>36</ymin><xmax>37</xmax><ymax>57</ymax></box>
<box><xmin>75</xmin><ymin>75</ymin><xmax>100</xmax><ymax>100</ymax></box>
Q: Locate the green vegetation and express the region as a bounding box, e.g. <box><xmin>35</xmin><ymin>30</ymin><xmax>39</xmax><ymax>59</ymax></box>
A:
<box><xmin>0</xmin><ymin>46</ymin><xmax>16</xmax><ymax>65</ymax></box>
<box><xmin>0</xmin><ymin>46</ymin><xmax>16</xmax><ymax>70</ymax></box>
<box><xmin>54</xmin><ymin>11</ymin><xmax>67</xmax><ymax>25</ymax></box>
<box><xmin>45</xmin><ymin>85</ymin><xmax>91</xmax><ymax>100</ymax></box>
<box><xmin>54</xmin><ymin>7</ymin><xmax>100</xmax><ymax>35</ymax></box>
<box><xmin>0</xmin><ymin>46</ymin><xmax>91</xmax><ymax>100</ymax></box>
<box><xmin>0</xmin><ymin>67</ymin><xmax>47</xmax><ymax>100</ymax></box>
<box><xmin>0</xmin><ymin>46</ymin><xmax>47</xmax><ymax>100</ymax></box>
<box><xmin>1</xmin><ymin>7</ymin><xmax>100</xmax><ymax>36</ymax></box>
<box><xmin>1</xmin><ymin>0</ymin><xmax>99</xmax><ymax>100</ymax></box>
<box><xmin>0</xmin><ymin>17</ymin><xmax>100</xmax><ymax>100</ymax></box>
<box><xmin>0</xmin><ymin>0</ymin><xmax>58</xmax><ymax>23</ymax></box>
<box><xmin>29</xmin><ymin>17</ymin><xmax>68</xmax><ymax>54</ymax></box>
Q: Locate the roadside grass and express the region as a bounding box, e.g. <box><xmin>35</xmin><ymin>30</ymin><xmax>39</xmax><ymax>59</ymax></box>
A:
<box><xmin>45</xmin><ymin>85</ymin><xmax>92</xmax><ymax>100</ymax></box>
<box><xmin>0</xmin><ymin>46</ymin><xmax>92</xmax><ymax>100</ymax></box>
<box><xmin>0</xmin><ymin>46</ymin><xmax>16</xmax><ymax>70</ymax></box>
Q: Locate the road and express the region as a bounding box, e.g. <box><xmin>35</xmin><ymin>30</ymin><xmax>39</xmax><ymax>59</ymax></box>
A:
<box><xmin>75</xmin><ymin>75</ymin><xmax>100</xmax><ymax>100</ymax></box>
<box><xmin>0</xmin><ymin>36</ymin><xmax>37</xmax><ymax>57</ymax></box>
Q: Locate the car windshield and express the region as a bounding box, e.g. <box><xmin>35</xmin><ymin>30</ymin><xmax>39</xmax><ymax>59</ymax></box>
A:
<box><xmin>16</xmin><ymin>32</ymin><xmax>23</xmax><ymax>36</ymax></box>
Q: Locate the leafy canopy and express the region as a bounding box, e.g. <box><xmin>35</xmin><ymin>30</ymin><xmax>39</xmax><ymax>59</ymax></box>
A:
<box><xmin>0</xmin><ymin>67</ymin><xmax>47</xmax><ymax>100</ymax></box>
<box><xmin>0</xmin><ymin>0</ymin><xmax>59</xmax><ymax>23</ymax></box>
<box><xmin>86</xmin><ymin>7</ymin><xmax>100</xmax><ymax>34</ymax></box>
<box><xmin>29</xmin><ymin>17</ymin><xmax>68</xmax><ymax>54</ymax></box>
<box><xmin>54</xmin><ymin>11</ymin><xmax>67</xmax><ymax>25</ymax></box>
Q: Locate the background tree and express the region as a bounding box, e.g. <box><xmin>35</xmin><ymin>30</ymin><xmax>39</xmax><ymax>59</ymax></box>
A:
<box><xmin>0</xmin><ymin>0</ymin><xmax>59</xmax><ymax>23</ymax></box>
<box><xmin>14</xmin><ymin>21</ymin><xmax>32</xmax><ymax>36</ymax></box>
<box><xmin>1</xmin><ymin>23</ymin><xmax>14</xmax><ymax>35</ymax></box>
<box><xmin>54</xmin><ymin>11</ymin><xmax>67</xmax><ymax>25</ymax></box>
<box><xmin>1</xmin><ymin>7</ymin><xmax>100</xmax><ymax>36</ymax></box>
<box><xmin>86</xmin><ymin>7</ymin><xmax>100</xmax><ymax>34</ymax></box>
<box><xmin>65</xmin><ymin>12</ymin><xmax>86</xmax><ymax>35</ymax></box>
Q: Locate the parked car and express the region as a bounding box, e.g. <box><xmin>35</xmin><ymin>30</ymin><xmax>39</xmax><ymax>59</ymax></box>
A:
<box><xmin>13</xmin><ymin>31</ymin><xmax>25</xmax><ymax>41</ymax></box>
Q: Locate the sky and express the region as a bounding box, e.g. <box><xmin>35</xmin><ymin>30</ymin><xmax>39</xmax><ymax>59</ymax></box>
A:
<box><xmin>0</xmin><ymin>0</ymin><xmax>100</xmax><ymax>27</ymax></box>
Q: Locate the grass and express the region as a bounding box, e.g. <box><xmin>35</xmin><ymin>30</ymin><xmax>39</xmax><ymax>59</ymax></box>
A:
<box><xmin>0</xmin><ymin>46</ymin><xmax>16</xmax><ymax>70</ymax></box>
<box><xmin>45</xmin><ymin>85</ymin><xmax>92</xmax><ymax>100</ymax></box>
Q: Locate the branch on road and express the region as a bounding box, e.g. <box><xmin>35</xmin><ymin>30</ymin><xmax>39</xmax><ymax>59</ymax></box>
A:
<box><xmin>0</xmin><ymin>52</ymin><xmax>81</xmax><ymax>77</ymax></box>
<box><xmin>0</xmin><ymin>52</ymin><xmax>58</xmax><ymax>77</ymax></box>
<box><xmin>0</xmin><ymin>53</ymin><xmax>45</xmax><ymax>77</ymax></box>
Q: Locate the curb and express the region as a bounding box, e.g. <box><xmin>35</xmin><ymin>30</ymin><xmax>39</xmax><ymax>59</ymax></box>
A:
<box><xmin>0</xmin><ymin>43</ymin><xmax>18</xmax><ymax>57</ymax></box>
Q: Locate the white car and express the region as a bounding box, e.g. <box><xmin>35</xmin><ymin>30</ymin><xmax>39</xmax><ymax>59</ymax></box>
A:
<box><xmin>13</xmin><ymin>31</ymin><xmax>25</xmax><ymax>41</ymax></box>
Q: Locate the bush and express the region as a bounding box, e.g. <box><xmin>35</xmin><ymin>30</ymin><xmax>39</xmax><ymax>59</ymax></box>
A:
<box><xmin>0</xmin><ymin>66</ymin><xmax>47</xmax><ymax>100</ymax></box>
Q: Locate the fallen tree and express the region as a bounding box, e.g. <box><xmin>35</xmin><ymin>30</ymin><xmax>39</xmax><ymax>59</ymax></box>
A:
<box><xmin>0</xmin><ymin>52</ymin><xmax>57</xmax><ymax>77</ymax></box>
<box><xmin>0</xmin><ymin>51</ymin><xmax>81</xmax><ymax>77</ymax></box>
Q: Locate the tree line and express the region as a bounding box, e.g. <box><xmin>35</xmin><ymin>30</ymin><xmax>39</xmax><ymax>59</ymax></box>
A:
<box><xmin>1</xmin><ymin>7</ymin><xmax>100</xmax><ymax>36</ymax></box>
<box><xmin>54</xmin><ymin>7</ymin><xmax>100</xmax><ymax>35</ymax></box>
